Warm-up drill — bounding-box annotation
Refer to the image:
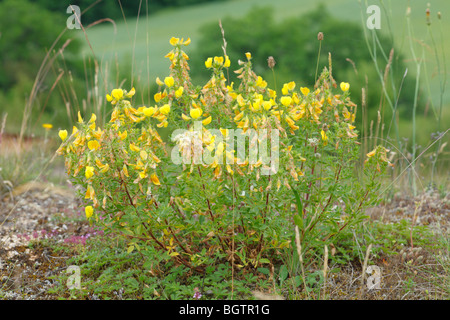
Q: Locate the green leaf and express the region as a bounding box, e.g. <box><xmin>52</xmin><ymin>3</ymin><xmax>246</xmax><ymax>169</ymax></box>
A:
<box><xmin>279</xmin><ymin>265</ymin><xmax>288</xmax><ymax>282</ymax></box>
<box><xmin>127</xmin><ymin>245</ymin><xmax>134</xmax><ymax>253</ymax></box>
<box><xmin>257</xmin><ymin>267</ymin><xmax>270</xmax><ymax>275</ymax></box>
<box><xmin>293</xmin><ymin>214</ymin><xmax>304</xmax><ymax>230</ymax></box>
<box><xmin>291</xmin><ymin>186</ymin><xmax>303</xmax><ymax>214</ymax></box>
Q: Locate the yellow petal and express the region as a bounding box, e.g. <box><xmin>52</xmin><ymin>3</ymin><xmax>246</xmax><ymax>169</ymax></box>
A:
<box><xmin>205</xmin><ymin>57</ymin><xmax>213</xmax><ymax>69</ymax></box>
<box><xmin>169</xmin><ymin>37</ymin><xmax>180</xmax><ymax>46</ymax></box>
<box><xmin>129</xmin><ymin>143</ymin><xmax>141</xmax><ymax>152</ymax></box>
<box><xmin>88</xmin><ymin>140</ymin><xmax>100</xmax><ymax>151</ymax></box>
<box><xmin>85</xmin><ymin>166</ymin><xmax>94</xmax><ymax>179</ymax></box>
<box><xmin>85</xmin><ymin>206</ymin><xmax>94</xmax><ymax>219</ymax></box>
<box><xmin>175</xmin><ymin>86</ymin><xmax>184</xmax><ymax>98</ymax></box>
<box><xmin>126</xmin><ymin>87</ymin><xmax>136</xmax><ymax>98</ymax></box>
<box><xmin>112</xmin><ymin>88</ymin><xmax>124</xmax><ymax>100</ymax></box>
<box><xmin>183</xmin><ymin>37</ymin><xmax>191</xmax><ymax>46</ymax></box>
<box><xmin>156</xmin><ymin>77</ymin><xmax>164</xmax><ymax>86</ymax></box>
<box><xmin>150</xmin><ymin>173</ymin><xmax>161</xmax><ymax>186</ymax></box>
<box><xmin>164</xmin><ymin>76</ymin><xmax>174</xmax><ymax>88</ymax></box>
<box><xmin>140</xmin><ymin>150</ymin><xmax>148</xmax><ymax>160</ymax></box>
<box><xmin>190</xmin><ymin>108</ymin><xmax>203</xmax><ymax>119</ymax></box>
<box><xmin>119</xmin><ymin>130</ymin><xmax>127</xmax><ymax>140</ymax></box>
<box><xmin>300</xmin><ymin>87</ymin><xmax>310</xmax><ymax>96</ymax></box>
<box><xmin>280</xmin><ymin>96</ymin><xmax>292</xmax><ymax>107</ymax></box>
<box><xmin>202</xmin><ymin>116</ymin><xmax>212</xmax><ymax>125</ymax></box>
<box><xmin>58</xmin><ymin>130</ymin><xmax>68</xmax><ymax>141</ymax></box>
<box><xmin>122</xmin><ymin>164</ymin><xmax>129</xmax><ymax>177</ymax></box>
<box><xmin>143</xmin><ymin>107</ymin><xmax>155</xmax><ymax>117</ymax></box>
<box><xmin>159</xmin><ymin>104</ymin><xmax>171</xmax><ymax>115</ymax></box>
<box><xmin>340</xmin><ymin>82</ymin><xmax>350</xmax><ymax>92</ymax></box>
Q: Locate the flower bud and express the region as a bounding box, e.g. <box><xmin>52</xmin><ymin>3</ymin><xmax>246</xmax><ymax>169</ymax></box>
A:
<box><xmin>267</xmin><ymin>56</ymin><xmax>276</xmax><ymax>69</ymax></box>
<box><xmin>317</xmin><ymin>32</ymin><xmax>324</xmax><ymax>41</ymax></box>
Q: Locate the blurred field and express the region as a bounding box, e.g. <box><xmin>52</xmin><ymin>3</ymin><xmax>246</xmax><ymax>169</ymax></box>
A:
<box><xmin>80</xmin><ymin>0</ymin><xmax>449</xmax><ymax>105</ymax></box>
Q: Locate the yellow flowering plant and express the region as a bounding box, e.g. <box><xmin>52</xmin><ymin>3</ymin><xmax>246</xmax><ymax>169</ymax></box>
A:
<box><xmin>57</xmin><ymin>37</ymin><xmax>389</xmax><ymax>275</ymax></box>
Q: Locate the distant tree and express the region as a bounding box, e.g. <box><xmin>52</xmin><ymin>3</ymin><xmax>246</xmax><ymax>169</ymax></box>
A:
<box><xmin>27</xmin><ymin>0</ymin><xmax>228</xmax><ymax>25</ymax></box>
<box><xmin>0</xmin><ymin>0</ymin><xmax>85</xmax><ymax>132</ymax></box>
<box><xmin>0</xmin><ymin>0</ymin><xmax>81</xmax><ymax>90</ymax></box>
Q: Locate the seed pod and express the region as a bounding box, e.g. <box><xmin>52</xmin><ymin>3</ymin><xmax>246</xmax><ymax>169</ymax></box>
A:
<box><xmin>317</xmin><ymin>32</ymin><xmax>324</xmax><ymax>41</ymax></box>
<box><xmin>267</xmin><ymin>56</ymin><xmax>276</xmax><ymax>69</ymax></box>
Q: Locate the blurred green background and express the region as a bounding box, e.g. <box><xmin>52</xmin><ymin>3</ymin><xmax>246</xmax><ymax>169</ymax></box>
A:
<box><xmin>0</xmin><ymin>0</ymin><xmax>448</xmax><ymax>153</ymax></box>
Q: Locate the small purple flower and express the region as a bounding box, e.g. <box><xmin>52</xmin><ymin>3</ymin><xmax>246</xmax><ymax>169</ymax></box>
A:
<box><xmin>193</xmin><ymin>287</ymin><xmax>202</xmax><ymax>300</ymax></box>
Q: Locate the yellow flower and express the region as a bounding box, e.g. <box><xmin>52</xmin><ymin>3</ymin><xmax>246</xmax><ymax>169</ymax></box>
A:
<box><xmin>119</xmin><ymin>130</ymin><xmax>127</xmax><ymax>140</ymax></box>
<box><xmin>256</xmin><ymin>76</ymin><xmax>267</xmax><ymax>88</ymax></box>
<box><xmin>181</xmin><ymin>113</ymin><xmax>191</xmax><ymax>121</ymax></box>
<box><xmin>169</xmin><ymin>37</ymin><xmax>180</xmax><ymax>46</ymax></box>
<box><xmin>85</xmin><ymin>166</ymin><xmax>94</xmax><ymax>179</ymax></box>
<box><xmin>366</xmin><ymin>149</ymin><xmax>376</xmax><ymax>158</ymax></box>
<box><xmin>268</xmin><ymin>89</ymin><xmax>277</xmax><ymax>98</ymax></box>
<box><xmin>89</xmin><ymin>113</ymin><xmax>96</xmax><ymax>123</ymax></box>
<box><xmin>159</xmin><ymin>104</ymin><xmax>171</xmax><ymax>115</ymax></box>
<box><xmin>321</xmin><ymin>130</ymin><xmax>328</xmax><ymax>146</ymax></box>
<box><xmin>236</xmin><ymin>94</ymin><xmax>245</xmax><ymax>107</ymax></box>
<box><xmin>88</xmin><ymin>140</ymin><xmax>100</xmax><ymax>151</ymax></box>
<box><xmin>263</xmin><ymin>100</ymin><xmax>272</xmax><ymax>111</ymax></box>
<box><xmin>77</xmin><ymin>111</ymin><xmax>83</xmax><ymax>123</ymax></box>
<box><xmin>190</xmin><ymin>108</ymin><xmax>203</xmax><ymax>119</ymax></box>
<box><xmin>58</xmin><ymin>130</ymin><xmax>68</xmax><ymax>141</ymax></box>
<box><xmin>165</xmin><ymin>51</ymin><xmax>175</xmax><ymax>60</ymax></box>
<box><xmin>42</xmin><ymin>123</ymin><xmax>53</xmax><ymax>130</ymax></box>
<box><xmin>175</xmin><ymin>86</ymin><xmax>184</xmax><ymax>98</ymax></box>
<box><xmin>164</xmin><ymin>76</ymin><xmax>174</xmax><ymax>88</ymax></box>
<box><xmin>112</xmin><ymin>88</ymin><xmax>124</xmax><ymax>100</ymax></box>
<box><xmin>340</xmin><ymin>82</ymin><xmax>350</xmax><ymax>92</ymax></box>
<box><xmin>154</xmin><ymin>92</ymin><xmax>162</xmax><ymax>102</ymax></box>
<box><xmin>300</xmin><ymin>87</ymin><xmax>310</xmax><ymax>96</ymax></box>
<box><xmin>183</xmin><ymin>37</ymin><xmax>191</xmax><ymax>46</ymax></box>
<box><xmin>126</xmin><ymin>87</ymin><xmax>136</xmax><ymax>98</ymax></box>
<box><xmin>205</xmin><ymin>57</ymin><xmax>213</xmax><ymax>69</ymax></box>
<box><xmin>224</xmin><ymin>55</ymin><xmax>231</xmax><ymax>68</ymax></box>
<box><xmin>150</xmin><ymin>173</ymin><xmax>161</xmax><ymax>186</ymax></box>
<box><xmin>156</xmin><ymin>77</ymin><xmax>164</xmax><ymax>86</ymax></box>
<box><xmin>202</xmin><ymin>116</ymin><xmax>212</xmax><ymax>125</ymax></box>
<box><xmin>143</xmin><ymin>107</ymin><xmax>156</xmax><ymax>117</ymax></box>
<box><xmin>122</xmin><ymin>164</ymin><xmax>129</xmax><ymax>177</ymax></box>
<box><xmin>85</xmin><ymin>206</ymin><xmax>94</xmax><ymax>219</ymax></box>
<box><xmin>140</xmin><ymin>150</ymin><xmax>148</xmax><ymax>160</ymax></box>
<box><xmin>286</xmin><ymin>81</ymin><xmax>296</xmax><ymax>91</ymax></box>
<box><xmin>280</xmin><ymin>96</ymin><xmax>292</xmax><ymax>107</ymax></box>
<box><xmin>245</xmin><ymin>52</ymin><xmax>252</xmax><ymax>60</ymax></box>
<box><xmin>100</xmin><ymin>163</ymin><xmax>110</xmax><ymax>173</ymax></box>
<box><xmin>139</xmin><ymin>170</ymin><xmax>148</xmax><ymax>179</ymax></box>
<box><xmin>214</xmin><ymin>56</ymin><xmax>224</xmax><ymax>65</ymax></box>
<box><xmin>129</xmin><ymin>143</ymin><xmax>141</xmax><ymax>152</ymax></box>
<box><xmin>85</xmin><ymin>185</ymin><xmax>95</xmax><ymax>200</ymax></box>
